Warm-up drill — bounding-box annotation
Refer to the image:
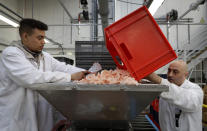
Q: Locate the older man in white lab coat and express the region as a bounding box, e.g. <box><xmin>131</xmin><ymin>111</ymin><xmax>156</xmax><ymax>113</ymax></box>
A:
<box><xmin>145</xmin><ymin>60</ymin><xmax>203</xmax><ymax>131</ymax></box>
<box><xmin>0</xmin><ymin>18</ymin><xmax>87</xmax><ymax>131</ymax></box>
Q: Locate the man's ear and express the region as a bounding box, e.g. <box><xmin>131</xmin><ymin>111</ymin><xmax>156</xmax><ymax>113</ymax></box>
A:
<box><xmin>21</xmin><ymin>32</ymin><xmax>28</xmax><ymax>41</ymax></box>
<box><xmin>185</xmin><ymin>72</ymin><xmax>189</xmax><ymax>78</ymax></box>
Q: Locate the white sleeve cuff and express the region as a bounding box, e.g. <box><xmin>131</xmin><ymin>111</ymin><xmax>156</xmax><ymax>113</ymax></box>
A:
<box><xmin>161</xmin><ymin>78</ymin><xmax>170</xmax><ymax>86</ymax></box>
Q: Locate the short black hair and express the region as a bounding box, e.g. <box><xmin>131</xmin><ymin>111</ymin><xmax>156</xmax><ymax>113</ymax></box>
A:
<box><xmin>19</xmin><ymin>18</ymin><xmax>48</xmax><ymax>36</ymax></box>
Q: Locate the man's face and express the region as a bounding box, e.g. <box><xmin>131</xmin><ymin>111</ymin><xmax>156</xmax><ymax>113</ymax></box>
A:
<box><xmin>21</xmin><ymin>28</ymin><xmax>46</xmax><ymax>53</ymax></box>
<box><xmin>167</xmin><ymin>62</ymin><xmax>187</xmax><ymax>86</ymax></box>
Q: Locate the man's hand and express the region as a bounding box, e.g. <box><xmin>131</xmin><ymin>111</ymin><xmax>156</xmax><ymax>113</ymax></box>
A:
<box><xmin>52</xmin><ymin>120</ymin><xmax>71</xmax><ymax>131</ymax></box>
<box><xmin>144</xmin><ymin>73</ymin><xmax>162</xmax><ymax>84</ymax></box>
<box><xmin>71</xmin><ymin>71</ymin><xmax>89</xmax><ymax>80</ymax></box>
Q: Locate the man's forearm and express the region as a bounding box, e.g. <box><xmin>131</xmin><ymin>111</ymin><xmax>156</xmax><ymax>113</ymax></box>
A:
<box><xmin>145</xmin><ymin>73</ymin><xmax>162</xmax><ymax>84</ymax></box>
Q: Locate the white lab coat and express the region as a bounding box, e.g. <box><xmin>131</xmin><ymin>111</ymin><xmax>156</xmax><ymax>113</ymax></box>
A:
<box><xmin>159</xmin><ymin>79</ymin><xmax>203</xmax><ymax>131</ymax></box>
<box><xmin>0</xmin><ymin>41</ymin><xmax>84</xmax><ymax>131</ymax></box>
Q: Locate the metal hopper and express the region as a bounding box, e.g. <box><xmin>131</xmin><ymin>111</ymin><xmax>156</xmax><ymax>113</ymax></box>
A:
<box><xmin>30</xmin><ymin>83</ymin><xmax>168</xmax><ymax>121</ymax></box>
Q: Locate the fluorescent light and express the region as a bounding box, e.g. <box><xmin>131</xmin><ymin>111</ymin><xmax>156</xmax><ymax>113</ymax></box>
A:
<box><xmin>0</xmin><ymin>15</ymin><xmax>19</xmax><ymax>27</ymax></box>
<box><xmin>148</xmin><ymin>0</ymin><xmax>165</xmax><ymax>16</ymax></box>
<box><xmin>44</xmin><ymin>39</ymin><xmax>50</xmax><ymax>43</ymax></box>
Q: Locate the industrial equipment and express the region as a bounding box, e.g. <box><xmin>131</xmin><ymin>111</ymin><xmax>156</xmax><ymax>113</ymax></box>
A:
<box><xmin>31</xmin><ymin>82</ymin><xmax>168</xmax><ymax>130</ymax></box>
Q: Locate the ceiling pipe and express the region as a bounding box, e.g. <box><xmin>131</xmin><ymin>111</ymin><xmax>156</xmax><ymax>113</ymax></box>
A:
<box><xmin>0</xmin><ymin>3</ymin><xmax>23</xmax><ymax>19</ymax></box>
<box><xmin>0</xmin><ymin>3</ymin><xmax>22</xmax><ymax>27</ymax></box>
<box><xmin>45</xmin><ymin>36</ymin><xmax>64</xmax><ymax>55</ymax></box>
<box><xmin>57</xmin><ymin>0</ymin><xmax>74</xmax><ymax>23</ymax></box>
<box><xmin>169</xmin><ymin>0</ymin><xmax>206</xmax><ymax>28</ymax></box>
<box><xmin>0</xmin><ymin>9</ymin><xmax>19</xmax><ymax>23</ymax></box>
<box><xmin>0</xmin><ymin>42</ymin><xmax>9</xmax><ymax>46</ymax></box>
<box><xmin>179</xmin><ymin>0</ymin><xmax>205</xmax><ymax>20</ymax></box>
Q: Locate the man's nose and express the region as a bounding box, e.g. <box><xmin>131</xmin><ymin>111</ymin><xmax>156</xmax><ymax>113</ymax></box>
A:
<box><xmin>168</xmin><ymin>71</ymin><xmax>173</xmax><ymax>76</ymax></box>
<box><xmin>42</xmin><ymin>39</ymin><xmax>45</xmax><ymax>45</ymax></box>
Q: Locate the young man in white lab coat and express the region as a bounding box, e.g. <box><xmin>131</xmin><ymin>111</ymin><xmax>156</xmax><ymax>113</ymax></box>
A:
<box><xmin>0</xmin><ymin>19</ymin><xmax>87</xmax><ymax>131</ymax></box>
<box><xmin>145</xmin><ymin>60</ymin><xmax>203</xmax><ymax>131</ymax></box>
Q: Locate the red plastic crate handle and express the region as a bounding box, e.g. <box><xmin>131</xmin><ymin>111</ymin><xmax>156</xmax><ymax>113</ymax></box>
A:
<box><xmin>120</xmin><ymin>43</ymin><xmax>132</xmax><ymax>60</ymax></box>
<box><xmin>112</xmin><ymin>55</ymin><xmax>125</xmax><ymax>69</ymax></box>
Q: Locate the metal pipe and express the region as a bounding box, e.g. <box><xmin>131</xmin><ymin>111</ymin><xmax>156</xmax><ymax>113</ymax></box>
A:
<box><xmin>45</xmin><ymin>36</ymin><xmax>64</xmax><ymax>54</ymax></box>
<box><xmin>92</xmin><ymin>0</ymin><xmax>98</xmax><ymax>41</ymax></box>
<box><xmin>0</xmin><ymin>3</ymin><xmax>23</xmax><ymax>19</ymax></box>
<box><xmin>70</xmin><ymin>23</ymin><xmax>72</xmax><ymax>44</ymax></box>
<box><xmin>184</xmin><ymin>48</ymin><xmax>187</xmax><ymax>62</ymax></box>
<box><xmin>32</xmin><ymin>0</ymin><xmax>34</xmax><ymax>18</ymax></box>
<box><xmin>156</xmin><ymin>23</ymin><xmax>207</xmax><ymax>25</ymax></box>
<box><xmin>179</xmin><ymin>0</ymin><xmax>205</xmax><ymax>20</ymax></box>
<box><xmin>188</xmin><ymin>22</ymin><xmax>190</xmax><ymax>44</ymax></box>
<box><xmin>117</xmin><ymin>0</ymin><xmax>143</xmax><ymax>5</ymax></box>
<box><xmin>0</xmin><ymin>42</ymin><xmax>9</xmax><ymax>46</ymax></box>
<box><xmin>0</xmin><ymin>9</ymin><xmax>20</xmax><ymax>22</ymax></box>
<box><xmin>0</xmin><ymin>25</ymin><xmax>16</xmax><ymax>28</ymax></box>
<box><xmin>169</xmin><ymin>0</ymin><xmax>205</xmax><ymax>28</ymax></box>
<box><xmin>127</xmin><ymin>0</ymin><xmax>128</xmax><ymax>14</ymax></box>
<box><xmin>201</xmin><ymin>61</ymin><xmax>203</xmax><ymax>83</ymax></box>
<box><xmin>188</xmin><ymin>67</ymin><xmax>194</xmax><ymax>80</ymax></box>
<box><xmin>1</xmin><ymin>22</ymin><xmax>207</xmax><ymax>28</ymax></box>
<box><xmin>0</xmin><ymin>23</ymin><xmax>206</xmax><ymax>29</ymax></box>
<box><xmin>178</xmin><ymin>8</ymin><xmax>192</xmax><ymax>21</ymax></box>
<box><xmin>113</xmin><ymin>0</ymin><xmax>115</xmax><ymax>22</ymax></box>
<box><xmin>176</xmin><ymin>24</ymin><xmax>178</xmax><ymax>50</ymax></box>
<box><xmin>23</xmin><ymin>0</ymin><xmax>26</xmax><ymax>17</ymax></box>
<box><xmin>166</xmin><ymin>21</ymin><xmax>169</xmax><ymax>40</ymax></box>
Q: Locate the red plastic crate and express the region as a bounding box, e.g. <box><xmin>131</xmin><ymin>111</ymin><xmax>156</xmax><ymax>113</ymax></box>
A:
<box><xmin>104</xmin><ymin>6</ymin><xmax>177</xmax><ymax>81</ymax></box>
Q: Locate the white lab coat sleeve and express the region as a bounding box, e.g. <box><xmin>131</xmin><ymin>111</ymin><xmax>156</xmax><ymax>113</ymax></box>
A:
<box><xmin>44</xmin><ymin>52</ymin><xmax>85</xmax><ymax>74</ymax></box>
<box><xmin>1</xmin><ymin>47</ymin><xmax>71</xmax><ymax>86</ymax></box>
<box><xmin>160</xmin><ymin>79</ymin><xmax>203</xmax><ymax>112</ymax></box>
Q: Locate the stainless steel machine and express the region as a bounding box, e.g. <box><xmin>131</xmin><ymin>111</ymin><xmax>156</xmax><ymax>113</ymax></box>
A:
<box><xmin>31</xmin><ymin>82</ymin><xmax>168</xmax><ymax>130</ymax></box>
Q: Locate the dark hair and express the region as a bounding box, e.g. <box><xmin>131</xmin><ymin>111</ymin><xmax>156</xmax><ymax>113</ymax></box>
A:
<box><xmin>19</xmin><ymin>18</ymin><xmax>48</xmax><ymax>36</ymax></box>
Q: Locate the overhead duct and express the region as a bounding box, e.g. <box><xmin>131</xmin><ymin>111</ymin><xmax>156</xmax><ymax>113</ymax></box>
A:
<box><xmin>98</xmin><ymin>0</ymin><xmax>109</xmax><ymax>37</ymax></box>
<box><xmin>91</xmin><ymin>0</ymin><xmax>98</xmax><ymax>41</ymax></box>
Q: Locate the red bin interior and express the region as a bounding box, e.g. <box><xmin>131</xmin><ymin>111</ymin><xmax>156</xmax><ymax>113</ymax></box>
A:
<box><xmin>104</xmin><ymin>6</ymin><xmax>177</xmax><ymax>81</ymax></box>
